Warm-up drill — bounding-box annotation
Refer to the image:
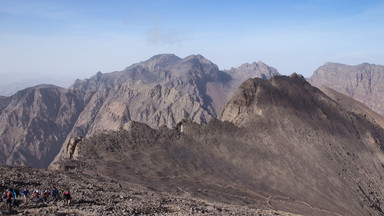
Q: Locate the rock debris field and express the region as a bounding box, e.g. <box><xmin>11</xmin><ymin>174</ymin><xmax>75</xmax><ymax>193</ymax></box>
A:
<box><xmin>0</xmin><ymin>166</ymin><xmax>297</xmax><ymax>215</ymax></box>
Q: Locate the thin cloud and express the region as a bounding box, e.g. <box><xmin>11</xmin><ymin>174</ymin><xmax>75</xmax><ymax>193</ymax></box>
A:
<box><xmin>146</xmin><ymin>27</ymin><xmax>185</xmax><ymax>46</ymax></box>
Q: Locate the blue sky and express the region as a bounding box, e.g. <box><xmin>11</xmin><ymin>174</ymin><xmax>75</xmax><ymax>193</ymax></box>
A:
<box><xmin>0</xmin><ymin>0</ymin><xmax>383</xmax><ymax>95</ymax></box>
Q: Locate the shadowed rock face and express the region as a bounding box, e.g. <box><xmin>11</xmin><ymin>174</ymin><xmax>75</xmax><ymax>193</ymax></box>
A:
<box><xmin>0</xmin><ymin>85</ymin><xmax>94</xmax><ymax>168</ymax></box>
<box><xmin>52</xmin><ymin>75</ymin><xmax>384</xmax><ymax>216</ymax></box>
<box><xmin>308</xmin><ymin>62</ymin><xmax>384</xmax><ymax>117</ymax></box>
<box><xmin>319</xmin><ymin>86</ymin><xmax>384</xmax><ymax>128</ymax></box>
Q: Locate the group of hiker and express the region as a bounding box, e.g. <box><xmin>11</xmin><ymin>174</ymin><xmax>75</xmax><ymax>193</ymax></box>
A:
<box><xmin>2</xmin><ymin>186</ymin><xmax>72</xmax><ymax>211</ymax></box>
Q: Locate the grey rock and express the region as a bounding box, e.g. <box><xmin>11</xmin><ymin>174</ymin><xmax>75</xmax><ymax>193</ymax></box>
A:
<box><xmin>308</xmin><ymin>62</ymin><xmax>384</xmax><ymax>117</ymax></box>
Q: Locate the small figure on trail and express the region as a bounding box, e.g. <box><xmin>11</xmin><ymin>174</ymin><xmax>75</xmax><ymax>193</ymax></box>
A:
<box><xmin>5</xmin><ymin>188</ymin><xmax>13</xmax><ymax>211</ymax></box>
<box><xmin>21</xmin><ymin>188</ymin><xmax>30</xmax><ymax>198</ymax></box>
<box><xmin>9</xmin><ymin>187</ymin><xmax>19</xmax><ymax>207</ymax></box>
<box><xmin>51</xmin><ymin>187</ymin><xmax>59</xmax><ymax>201</ymax></box>
<box><xmin>42</xmin><ymin>190</ymin><xmax>49</xmax><ymax>203</ymax></box>
<box><xmin>21</xmin><ymin>188</ymin><xmax>30</xmax><ymax>204</ymax></box>
<box><xmin>33</xmin><ymin>189</ymin><xmax>41</xmax><ymax>203</ymax></box>
<box><xmin>63</xmin><ymin>191</ymin><xmax>72</xmax><ymax>206</ymax></box>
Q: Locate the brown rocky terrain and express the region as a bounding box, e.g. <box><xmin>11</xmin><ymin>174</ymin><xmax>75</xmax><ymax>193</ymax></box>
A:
<box><xmin>0</xmin><ymin>165</ymin><xmax>299</xmax><ymax>215</ymax></box>
<box><xmin>51</xmin><ymin>74</ymin><xmax>384</xmax><ymax>216</ymax></box>
<box><xmin>308</xmin><ymin>62</ymin><xmax>384</xmax><ymax>117</ymax></box>
<box><xmin>319</xmin><ymin>86</ymin><xmax>384</xmax><ymax>128</ymax></box>
<box><xmin>0</xmin><ymin>54</ymin><xmax>279</xmax><ymax>168</ymax></box>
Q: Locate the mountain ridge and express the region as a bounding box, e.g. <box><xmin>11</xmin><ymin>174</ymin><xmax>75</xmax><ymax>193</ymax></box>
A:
<box><xmin>52</xmin><ymin>74</ymin><xmax>384</xmax><ymax>215</ymax></box>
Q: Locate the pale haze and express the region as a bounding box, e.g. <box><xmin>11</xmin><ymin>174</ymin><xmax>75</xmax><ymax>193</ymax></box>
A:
<box><xmin>0</xmin><ymin>0</ymin><xmax>383</xmax><ymax>96</ymax></box>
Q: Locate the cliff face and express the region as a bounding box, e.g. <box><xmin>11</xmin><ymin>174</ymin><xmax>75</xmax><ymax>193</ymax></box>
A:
<box><xmin>66</xmin><ymin>81</ymin><xmax>211</xmax><ymax>139</ymax></box>
<box><xmin>0</xmin><ymin>85</ymin><xmax>94</xmax><ymax>168</ymax></box>
<box><xmin>308</xmin><ymin>62</ymin><xmax>384</xmax><ymax>117</ymax></box>
<box><xmin>53</xmin><ymin>74</ymin><xmax>384</xmax><ymax>216</ymax></box>
<box><xmin>71</xmin><ymin>54</ymin><xmax>279</xmax><ymax>117</ymax></box>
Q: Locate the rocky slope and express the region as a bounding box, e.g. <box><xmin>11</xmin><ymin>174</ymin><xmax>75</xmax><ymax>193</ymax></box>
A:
<box><xmin>0</xmin><ymin>166</ymin><xmax>298</xmax><ymax>216</ymax></box>
<box><xmin>66</xmin><ymin>81</ymin><xmax>211</xmax><ymax>138</ymax></box>
<box><xmin>52</xmin><ymin>74</ymin><xmax>384</xmax><ymax>216</ymax></box>
<box><xmin>319</xmin><ymin>86</ymin><xmax>384</xmax><ymax>128</ymax></box>
<box><xmin>308</xmin><ymin>62</ymin><xmax>384</xmax><ymax>117</ymax></box>
<box><xmin>0</xmin><ymin>85</ymin><xmax>94</xmax><ymax>168</ymax></box>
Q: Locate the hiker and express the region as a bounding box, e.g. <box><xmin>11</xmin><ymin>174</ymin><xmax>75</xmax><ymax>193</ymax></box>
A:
<box><xmin>42</xmin><ymin>190</ymin><xmax>49</xmax><ymax>203</ymax></box>
<box><xmin>63</xmin><ymin>191</ymin><xmax>72</xmax><ymax>206</ymax></box>
<box><xmin>33</xmin><ymin>189</ymin><xmax>41</xmax><ymax>203</ymax></box>
<box><xmin>9</xmin><ymin>187</ymin><xmax>18</xmax><ymax>207</ymax></box>
<box><xmin>51</xmin><ymin>187</ymin><xmax>59</xmax><ymax>201</ymax></box>
<box><xmin>21</xmin><ymin>188</ymin><xmax>30</xmax><ymax>203</ymax></box>
<box><xmin>5</xmin><ymin>188</ymin><xmax>13</xmax><ymax>211</ymax></box>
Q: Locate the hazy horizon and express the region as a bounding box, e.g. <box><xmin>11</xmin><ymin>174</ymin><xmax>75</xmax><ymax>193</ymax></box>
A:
<box><xmin>1</xmin><ymin>0</ymin><xmax>383</xmax><ymax>96</ymax></box>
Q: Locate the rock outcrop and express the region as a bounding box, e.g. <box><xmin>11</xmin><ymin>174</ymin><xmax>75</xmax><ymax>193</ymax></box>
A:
<box><xmin>308</xmin><ymin>62</ymin><xmax>384</xmax><ymax>117</ymax></box>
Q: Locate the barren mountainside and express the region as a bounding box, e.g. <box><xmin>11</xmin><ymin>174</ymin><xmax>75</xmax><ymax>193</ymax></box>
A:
<box><xmin>319</xmin><ymin>86</ymin><xmax>384</xmax><ymax>128</ymax></box>
<box><xmin>71</xmin><ymin>54</ymin><xmax>279</xmax><ymax>116</ymax></box>
<box><xmin>52</xmin><ymin>75</ymin><xmax>384</xmax><ymax>216</ymax></box>
<box><xmin>0</xmin><ymin>85</ymin><xmax>94</xmax><ymax>168</ymax></box>
<box><xmin>308</xmin><ymin>62</ymin><xmax>384</xmax><ymax>117</ymax></box>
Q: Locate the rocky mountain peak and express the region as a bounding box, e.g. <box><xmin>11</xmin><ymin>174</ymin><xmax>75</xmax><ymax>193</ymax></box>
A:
<box><xmin>139</xmin><ymin>54</ymin><xmax>182</xmax><ymax>69</ymax></box>
<box><xmin>308</xmin><ymin>62</ymin><xmax>384</xmax><ymax>117</ymax></box>
<box><xmin>219</xmin><ymin>75</ymin><xmax>328</xmax><ymax>126</ymax></box>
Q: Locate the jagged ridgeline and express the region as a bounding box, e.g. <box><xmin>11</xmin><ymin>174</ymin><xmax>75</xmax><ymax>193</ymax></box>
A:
<box><xmin>0</xmin><ymin>54</ymin><xmax>278</xmax><ymax>168</ymax></box>
<box><xmin>52</xmin><ymin>75</ymin><xmax>384</xmax><ymax>216</ymax></box>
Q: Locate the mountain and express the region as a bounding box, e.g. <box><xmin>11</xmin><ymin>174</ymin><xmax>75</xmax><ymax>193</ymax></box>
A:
<box><xmin>0</xmin><ymin>85</ymin><xmax>94</xmax><ymax>168</ymax></box>
<box><xmin>66</xmin><ymin>54</ymin><xmax>279</xmax><ymax>138</ymax></box>
<box><xmin>308</xmin><ymin>62</ymin><xmax>384</xmax><ymax>117</ymax></box>
<box><xmin>52</xmin><ymin>74</ymin><xmax>384</xmax><ymax>216</ymax></box>
<box><xmin>71</xmin><ymin>54</ymin><xmax>279</xmax><ymax>116</ymax></box>
<box><xmin>216</xmin><ymin>61</ymin><xmax>279</xmax><ymax>111</ymax></box>
<box><xmin>71</xmin><ymin>54</ymin><xmax>226</xmax><ymax>115</ymax></box>
<box><xmin>0</xmin><ymin>54</ymin><xmax>279</xmax><ymax>168</ymax></box>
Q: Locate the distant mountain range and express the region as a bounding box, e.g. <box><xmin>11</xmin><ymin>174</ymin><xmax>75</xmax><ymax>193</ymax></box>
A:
<box><xmin>0</xmin><ymin>54</ymin><xmax>278</xmax><ymax>168</ymax></box>
<box><xmin>1</xmin><ymin>55</ymin><xmax>383</xmax><ymax>170</ymax></box>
